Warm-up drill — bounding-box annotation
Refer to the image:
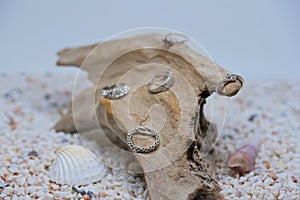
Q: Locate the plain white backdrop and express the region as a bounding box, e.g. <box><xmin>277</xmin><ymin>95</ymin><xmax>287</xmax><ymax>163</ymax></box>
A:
<box><xmin>1</xmin><ymin>0</ymin><xmax>299</xmax><ymax>80</ymax></box>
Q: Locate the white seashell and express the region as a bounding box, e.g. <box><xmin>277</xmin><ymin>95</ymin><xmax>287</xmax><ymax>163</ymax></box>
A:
<box><xmin>49</xmin><ymin>145</ymin><xmax>106</xmax><ymax>185</ymax></box>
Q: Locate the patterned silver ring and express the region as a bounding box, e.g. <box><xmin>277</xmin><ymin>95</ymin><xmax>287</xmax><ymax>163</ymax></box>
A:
<box><xmin>102</xmin><ymin>83</ymin><xmax>129</xmax><ymax>99</ymax></box>
<box><xmin>127</xmin><ymin>126</ymin><xmax>160</xmax><ymax>153</ymax></box>
<box><xmin>148</xmin><ymin>71</ymin><xmax>174</xmax><ymax>93</ymax></box>
<box><xmin>215</xmin><ymin>73</ymin><xmax>244</xmax><ymax>96</ymax></box>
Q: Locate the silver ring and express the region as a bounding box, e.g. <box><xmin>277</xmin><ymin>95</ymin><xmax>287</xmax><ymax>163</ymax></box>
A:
<box><xmin>148</xmin><ymin>71</ymin><xmax>174</xmax><ymax>93</ymax></box>
<box><xmin>102</xmin><ymin>83</ymin><xmax>129</xmax><ymax>99</ymax></box>
<box><xmin>127</xmin><ymin>126</ymin><xmax>160</xmax><ymax>153</ymax></box>
<box><xmin>215</xmin><ymin>73</ymin><xmax>244</xmax><ymax>96</ymax></box>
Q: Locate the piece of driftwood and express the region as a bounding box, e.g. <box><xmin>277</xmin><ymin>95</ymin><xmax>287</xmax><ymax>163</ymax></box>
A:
<box><xmin>54</xmin><ymin>33</ymin><xmax>243</xmax><ymax>200</ymax></box>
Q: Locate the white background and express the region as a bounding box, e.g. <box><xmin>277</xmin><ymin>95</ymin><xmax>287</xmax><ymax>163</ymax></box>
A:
<box><xmin>1</xmin><ymin>0</ymin><xmax>299</xmax><ymax>80</ymax></box>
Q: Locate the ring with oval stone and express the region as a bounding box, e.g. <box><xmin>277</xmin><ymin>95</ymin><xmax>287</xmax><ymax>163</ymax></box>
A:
<box><xmin>215</xmin><ymin>73</ymin><xmax>244</xmax><ymax>96</ymax></box>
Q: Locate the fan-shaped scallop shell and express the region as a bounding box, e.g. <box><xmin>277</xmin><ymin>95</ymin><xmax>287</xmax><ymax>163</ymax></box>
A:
<box><xmin>49</xmin><ymin>145</ymin><xmax>106</xmax><ymax>185</ymax></box>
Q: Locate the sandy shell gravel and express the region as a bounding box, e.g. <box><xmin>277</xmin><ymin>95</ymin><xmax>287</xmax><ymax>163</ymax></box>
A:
<box><xmin>0</xmin><ymin>71</ymin><xmax>299</xmax><ymax>200</ymax></box>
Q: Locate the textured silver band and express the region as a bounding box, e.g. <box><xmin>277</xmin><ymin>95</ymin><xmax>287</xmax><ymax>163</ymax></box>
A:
<box><xmin>102</xmin><ymin>83</ymin><xmax>129</xmax><ymax>99</ymax></box>
<box><xmin>215</xmin><ymin>73</ymin><xmax>244</xmax><ymax>96</ymax></box>
<box><xmin>148</xmin><ymin>71</ymin><xmax>174</xmax><ymax>93</ymax></box>
<box><xmin>127</xmin><ymin>126</ymin><xmax>160</xmax><ymax>153</ymax></box>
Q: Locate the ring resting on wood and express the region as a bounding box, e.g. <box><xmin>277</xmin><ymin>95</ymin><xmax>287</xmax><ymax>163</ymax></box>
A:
<box><xmin>53</xmin><ymin>33</ymin><xmax>244</xmax><ymax>200</ymax></box>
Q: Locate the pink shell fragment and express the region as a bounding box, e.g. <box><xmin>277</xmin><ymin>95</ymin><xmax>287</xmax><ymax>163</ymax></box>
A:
<box><xmin>226</xmin><ymin>139</ymin><xmax>260</xmax><ymax>174</ymax></box>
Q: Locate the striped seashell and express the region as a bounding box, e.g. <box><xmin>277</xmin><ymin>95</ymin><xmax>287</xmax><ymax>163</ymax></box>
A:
<box><xmin>49</xmin><ymin>145</ymin><xmax>106</xmax><ymax>185</ymax></box>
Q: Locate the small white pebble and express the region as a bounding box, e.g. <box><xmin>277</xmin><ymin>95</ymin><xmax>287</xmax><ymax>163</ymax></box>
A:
<box><xmin>133</xmin><ymin>187</ymin><xmax>144</xmax><ymax>196</ymax></box>
<box><xmin>52</xmin><ymin>184</ymin><xmax>60</xmax><ymax>190</ymax></box>
<box><xmin>27</xmin><ymin>159</ymin><xmax>35</xmax><ymax>166</ymax></box>
<box><xmin>1</xmin><ymin>161</ymin><xmax>10</xmax><ymax>168</ymax></box>
<box><xmin>239</xmin><ymin>176</ymin><xmax>247</xmax><ymax>182</ymax></box>
<box><xmin>127</xmin><ymin>176</ymin><xmax>135</xmax><ymax>183</ymax></box>
<box><xmin>60</xmin><ymin>185</ymin><xmax>69</xmax><ymax>192</ymax></box>
<box><xmin>17</xmin><ymin>187</ymin><xmax>26</xmax><ymax>196</ymax></box>
<box><xmin>264</xmin><ymin>177</ymin><xmax>274</xmax><ymax>186</ymax></box>
<box><xmin>0</xmin><ymin>179</ymin><xmax>5</xmax><ymax>187</ymax></box>
<box><xmin>2</xmin><ymin>186</ymin><xmax>14</xmax><ymax>195</ymax></box>
<box><xmin>10</xmin><ymin>156</ymin><xmax>19</xmax><ymax>163</ymax></box>
<box><xmin>8</xmin><ymin>164</ymin><xmax>18</xmax><ymax>173</ymax></box>
<box><xmin>24</xmin><ymin>195</ymin><xmax>31</xmax><ymax>200</ymax></box>
<box><xmin>249</xmin><ymin>176</ymin><xmax>259</xmax><ymax>184</ymax></box>
<box><xmin>12</xmin><ymin>194</ymin><xmax>18</xmax><ymax>200</ymax></box>
<box><xmin>27</xmin><ymin>176</ymin><xmax>35</xmax><ymax>185</ymax></box>
<box><xmin>18</xmin><ymin>177</ymin><xmax>26</xmax><ymax>185</ymax></box>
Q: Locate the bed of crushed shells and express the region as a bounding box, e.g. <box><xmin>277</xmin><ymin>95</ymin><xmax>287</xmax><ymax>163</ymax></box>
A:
<box><xmin>0</xmin><ymin>71</ymin><xmax>299</xmax><ymax>200</ymax></box>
